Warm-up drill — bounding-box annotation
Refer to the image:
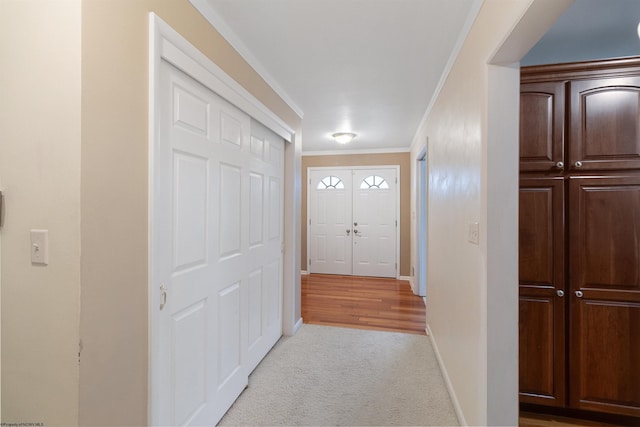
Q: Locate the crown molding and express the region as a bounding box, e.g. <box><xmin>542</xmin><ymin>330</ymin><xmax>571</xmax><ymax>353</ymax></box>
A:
<box><xmin>189</xmin><ymin>0</ymin><xmax>304</xmax><ymax>119</ymax></box>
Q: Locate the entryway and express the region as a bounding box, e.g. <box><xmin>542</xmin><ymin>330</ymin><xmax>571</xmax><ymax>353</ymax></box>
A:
<box><xmin>307</xmin><ymin>166</ymin><xmax>399</xmax><ymax>278</ymax></box>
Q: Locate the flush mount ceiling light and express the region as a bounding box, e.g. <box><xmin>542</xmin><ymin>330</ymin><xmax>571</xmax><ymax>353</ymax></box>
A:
<box><xmin>332</xmin><ymin>132</ymin><xmax>357</xmax><ymax>144</ymax></box>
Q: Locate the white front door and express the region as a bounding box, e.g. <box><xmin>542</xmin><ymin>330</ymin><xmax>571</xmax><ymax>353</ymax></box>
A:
<box><xmin>352</xmin><ymin>169</ymin><xmax>397</xmax><ymax>278</ymax></box>
<box><xmin>151</xmin><ymin>60</ymin><xmax>283</xmax><ymax>426</ymax></box>
<box><xmin>308</xmin><ymin>169</ymin><xmax>352</xmax><ymax>275</ymax></box>
<box><xmin>308</xmin><ymin>167</ymin><xmax>398</xmax><ymax>278</ymax></box>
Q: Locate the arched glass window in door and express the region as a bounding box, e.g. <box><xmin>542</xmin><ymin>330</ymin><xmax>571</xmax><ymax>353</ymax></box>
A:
<box><xmin>360</xmin><ymin>175</ymin><xmax>389</xmax><ymax>189</ymax></box>
<box><xmin>317</xmin><ymin>176</ymin><xmax>345</xmax><ymax>189</ymax></box>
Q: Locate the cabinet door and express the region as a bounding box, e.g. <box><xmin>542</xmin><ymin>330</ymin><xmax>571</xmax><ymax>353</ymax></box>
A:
<box><xmin>569</xmin><ymin>175</ymin><xmax>640</xmax><ymax>417</ymax></box>
<box><xmin>520</xmin><ymin>82</ymin><xmax>565</xmax><ymax>172</ymax></box>
<box><xmin>569</xmin><ymin>76</ymin><xmax>640</xmax><ymax>171</ymax></box>
<box><xmin>519</xmin><ymin>177</ymin><xmax>566</xmax><ymax>406</ymax></box>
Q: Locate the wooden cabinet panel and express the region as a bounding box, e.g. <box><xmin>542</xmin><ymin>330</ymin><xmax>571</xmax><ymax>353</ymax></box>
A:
<box><xmin>519</xmin><ymin>177</ymin><xmax>565</xmax><ymax>287</ymax></box>
<box><xmin>520</xmin><ymin>82</ymin><xmax>565</xmax><ymax>172</ymax></box>
<box><xmin>519</xmin><ymin>177</ymin><xmax>566</xmax><ymax>406</ymax></box>
<box><xmin>569</xmin><ymin>175</ymin><xmax>640</xmax><ymax>417</ymax></box>
<box><xmin>570</xmin><ymin>300</ymin><xmax>640</xmax><ymax>416</ymax></box>
<box><xmin>570</xmin><ymin>77</ymin><xmax>640</xmax><ymax>171</ymax></box>
<box><xmin>569</xmin><ymin>175</ymin><xmax>640</xmax><ymax>293</ymax></box>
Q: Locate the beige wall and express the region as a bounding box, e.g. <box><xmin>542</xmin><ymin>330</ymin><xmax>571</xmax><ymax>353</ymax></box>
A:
<box><xmin>0</xmin><ymin>1</ymin><xmax>82</xmax><ymax>425</ymax></box>
<box><xmin>79</xmin><ymin>0</ymin><xmax>299</xmax><ymax>425</ymax></box>
<box><xmin>301</xmin><ymin>153</ymin><xmax>411</xmax><ymax>277</ymax></box>
<box><xmin>409</xmin><ymin>0</ymin><xmax>572</xmax><ymax>425</ymax></box>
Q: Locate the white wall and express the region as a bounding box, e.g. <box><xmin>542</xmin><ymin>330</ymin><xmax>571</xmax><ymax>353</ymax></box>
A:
<box><xmin>0</xmin><ymin>1</ymin><xmax>82</xmax><ymax>425</ymax></box>
<box><xmin>409</xmin><ymin>0</ymin><xmax>573</xmax><ymax>425</ymax></box>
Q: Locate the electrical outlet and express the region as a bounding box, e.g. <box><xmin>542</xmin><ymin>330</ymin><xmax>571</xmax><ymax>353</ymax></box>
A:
<box><xmin>468</xmin><ymin>222</ymin><xmax>479</xmax><ymax>245</ymax></box>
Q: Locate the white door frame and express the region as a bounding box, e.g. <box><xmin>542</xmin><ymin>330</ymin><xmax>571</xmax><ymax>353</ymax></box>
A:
<box><xmin>415</xmin><ymin>147</ymin><xmax>427</xmax><ymax>297</ymax></box>
<box><xmin>306</xmin><ymin>165</ymin><xmax>401</xmax><ymax>278</ymax></box>
<box><xmin>148</xmin><ymin>14</ymin><xmax>299</xmax><ymax>425</ymax></box>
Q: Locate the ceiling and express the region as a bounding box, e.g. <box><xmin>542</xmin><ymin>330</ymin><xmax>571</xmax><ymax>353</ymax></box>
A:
<box><xmin>193</xmin><ymin>0</ymin><xmax>640</xmax><ymax>153</ymax></box>
<box><xmin>193</xmin><ymin>0</ymin><xmax>479</xmax><ymax>153</ymax></box>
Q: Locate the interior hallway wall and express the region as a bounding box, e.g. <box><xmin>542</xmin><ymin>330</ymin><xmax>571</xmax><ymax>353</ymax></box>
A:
<box><xmin>80</xmin><ymin>0</ymin><xmax>300</xmax><ymax>425</ymax></box>
<box><xmin>408</xmin><ymin>0</ymin><xmax>572</xmax><ymax>425</ymax></box>
<box><xmin>301</xmin><ymin>153</ymin><xmax>411</xmax><ymax>277</ymax></box>
<box><xmin>0</xmin><ymin>1</ymin><xmax>82</xmax><ymax>424</ymax></box>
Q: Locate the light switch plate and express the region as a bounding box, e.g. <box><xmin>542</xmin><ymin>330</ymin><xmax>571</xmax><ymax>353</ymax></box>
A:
<box><xmin>31</xmin><ymin>229</ymin><xmax>49</xmax><ymax>265</ymax></box>
<box><xmin>468</xmin><ymin>222</ymin><xmax>479</xmax><ymax>245</ymax></box>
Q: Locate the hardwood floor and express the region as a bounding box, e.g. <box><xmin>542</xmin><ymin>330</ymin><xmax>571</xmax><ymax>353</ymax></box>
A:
<box><xmin>301</xmin><ymin>273</ymin><xmax>426</xmax><ymax>335</ymax></box>
<box><xmin>519</xmin><ymin>412</ymin><xmax>628</xmax><ymax>427</ymax></box>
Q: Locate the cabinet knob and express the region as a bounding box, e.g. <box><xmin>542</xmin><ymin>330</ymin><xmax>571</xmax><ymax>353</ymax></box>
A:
<box><xmin>556</xmin><ymin>161</ymin><xmax>564</xmax><ymax>169</ymax></box>
<box><xmin>575</xmin><ymin>290</ymin><xmax>583</xmax><ymax>298</ymax></box>
<box><xmin>556</xmin><ymin>290</ymin><xmax>565</xmax><ymax>297</ymax></box>
<box><xmin>574</xmin><ymin>161</ymin><xmax>583</xmax><ymax>168</ymax></box>
<box><xmin>346</xmin><ymin>229</ymin><xmax>351</xmax><ymax>235</ymax></box>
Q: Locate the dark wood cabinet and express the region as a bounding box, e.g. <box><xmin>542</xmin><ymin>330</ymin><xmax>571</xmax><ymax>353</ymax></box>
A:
<box><xmin>520</xmin><ymin>58</ymin><xmax>640</xmax><ymax>420</ymax></box>
<box><xmin>568</xmin><ymin>174</ymin><xmax>640</xmax><ymax>417</ymax></box>
<box><xmin>569</xmin><ymin>77</ymin><xmax>640</xmax><ymax>171</ymax></box>
<box><xmin>520</xmin><ymin>82</ymin><xmax>565</xmax><ymax>172</ymax></box>
<box><xmin>519</xmin><ymin>177</ymin><xmax>566</xmax><ymax>406</ymax></box>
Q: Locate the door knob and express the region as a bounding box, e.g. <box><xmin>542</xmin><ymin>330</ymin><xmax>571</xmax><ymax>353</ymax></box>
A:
<box><xmin>574</xmin><ymin>161</ymin><xmax>583</xmax><ymax>168</ymax></box>
<box><xmin>556</xmin><ymin>161</ymin><xmax>564</xmax><ymax>169</ymax></box>
<box><xmin>575</xmin><ymin>290</ymin><xmax>583</xmax><ymax>298</ymax></box>
<box><xmin>556</xmin><ymin>290</ymin><xmax>565</xmax><ymax>297</ymax></box>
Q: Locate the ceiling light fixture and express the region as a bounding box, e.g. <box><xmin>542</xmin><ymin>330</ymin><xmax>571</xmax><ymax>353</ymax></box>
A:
<box><xmin>332</xmin><ymin>132</ymin><xmax>357</xmax><ymax>144</ymax></box>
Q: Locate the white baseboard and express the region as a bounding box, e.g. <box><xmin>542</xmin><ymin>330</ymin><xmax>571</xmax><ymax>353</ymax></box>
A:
<box><xmin>398</xmin><ymin>275</ymin><xmax>411</xmax><ymax>282</ymax></box>
<box><xmin>426</xmin><ymin>324</ymin><xmax>467</xmax><ymax>426</ymax></box>
<box><xmin>292</xmin><ymin>317</ymin><xmax>303</xmax><ymax>334</ymax></box>
<box><xmin>300</xmin><ymin>270</ymin><xmax>309</xmax><ymax>276</ymax></box>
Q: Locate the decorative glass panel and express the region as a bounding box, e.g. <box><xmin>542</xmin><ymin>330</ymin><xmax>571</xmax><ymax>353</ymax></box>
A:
<box><xmin>317</xmin><ymin>176</ymin><xmax>344</xmax><ymax>189</ymax></box>
<box><xmin>360</xmin><ymin>175</ymin><xmax>389</xmax><ymax>189</ymax></box>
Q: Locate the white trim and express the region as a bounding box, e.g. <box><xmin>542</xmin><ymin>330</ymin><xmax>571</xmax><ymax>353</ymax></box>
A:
<box><xmin>302</xmin><ymin>147</ymin><xmax>411</xmax><ymax>157</ymax></box>
<box><xmin>427</xmin><ymin>324</ymin><xmax>467</xmax><ymax>426</ymax></box>
<box><xmin>307</xmin><ymin>165</ymin><xmax>401</xmax><ymax>278</ymax></box>
<box><xmin>285</xmin><ymin>318</ymin><xmax>304</xmax><ymax>337</ymax></box>
<box><xmin>410</xmin><ymin>0</ymin><xmax>483</xmax><ymax>152</ymax></box>
<box><xmin>188</xmin><ymin>0</ymin><xmax>304</xmax><ymax>119</ymax></box>
<box><xmin>300</xmin><ymin>270</ymin><xmax>309</xmax><ymax>276</ymax></box>
<box><xmin>152</xmin><ymin>14</ymin><xmax>294</xmax><ymax>142</ymax></box>
<box><xmin>148</xmin><ymin>13</ymin><xmax>299</xmax><ymax>424</ymax></box>
<box><xmin>399</xmin><ymin>275</ymin><xmax>417</xmax><ymax>294</ymax></box>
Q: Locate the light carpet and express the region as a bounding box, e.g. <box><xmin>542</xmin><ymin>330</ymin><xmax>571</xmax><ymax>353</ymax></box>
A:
<box><xmin>218</xmin><ymin>324</ymin><xmax>459</xmax><ymax>426</ymax></box>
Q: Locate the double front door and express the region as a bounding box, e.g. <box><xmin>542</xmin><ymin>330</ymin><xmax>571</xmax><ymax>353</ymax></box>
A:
<box><xmin>308</xmin><ymin>167</ymin><xmax>398</xmax><ymax>278</ymax></box>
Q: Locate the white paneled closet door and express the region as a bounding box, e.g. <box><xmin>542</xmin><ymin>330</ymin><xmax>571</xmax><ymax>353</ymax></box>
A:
<box><xmin>152</xmin><ymin>60</ymin><xmax>283</xmax><ymax>426</ymax></box>
<box><xmin>246</xmin><ymin>119</ymin><xmax>284</xmax><ymax>373</ymax></box>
